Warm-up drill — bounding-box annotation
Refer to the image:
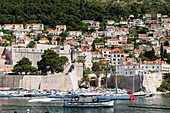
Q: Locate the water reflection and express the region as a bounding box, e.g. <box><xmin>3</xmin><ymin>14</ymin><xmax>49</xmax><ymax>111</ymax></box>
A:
<box><xmin>0</xmin><ymin>95</ymin><xmax>170</xmax><ymax>113</ymax></box>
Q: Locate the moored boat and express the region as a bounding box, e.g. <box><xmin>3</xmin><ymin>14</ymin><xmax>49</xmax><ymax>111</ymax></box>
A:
<box><xmin>63</xmin><ymin>100</ymin><xmax>114</xmax><ymax>108</ymax></box>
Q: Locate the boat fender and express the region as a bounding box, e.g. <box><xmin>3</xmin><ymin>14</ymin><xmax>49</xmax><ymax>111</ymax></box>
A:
<box><xmin>74</xmin><ymin>96</ymin><xmax>79</xmax><ymax>101</ymax></box>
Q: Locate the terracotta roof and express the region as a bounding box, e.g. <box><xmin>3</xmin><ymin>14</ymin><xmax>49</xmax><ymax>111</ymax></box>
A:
<box><xmin>92</xmin><ymin>32</ymin><xmax>98</xmax><ymax>34</ymax></box>
<box><xmin>81</xmin><ymin>49</ymin><xmax>91</xmax><ymax>52</ymax></box>
<box><xmin>0</xmin><ymin>39</ymin><xmax>8</xmax><ymax>41</ymax></box>
<box><xmin>95</xmin><ymin>43</ymin><xmax>104</xmax><ymax>45</ymax></box>
<box><xmin>130</xmin><ymin>49</ymin><xmax>143</xmax><ymax>53</ymax></box>
<box><xmin>0</xmin><ymin>67</ymin><xmax>13</xmax><ymax>72</ymax></box>
<box><xmin>121</xmin><ymin>44</ymin><xmax>134</xmax><ymax>46</ymax></box>
<box><xmin>65</xmin><ymin>41</ymin><xmax>79</xmax><ymax>43</ymax></box>
<box><xmin>160</xmin><ymin>38</ymin><xmax>168</xmax><ymax>41</ymax></box>
<box><xmin>112</xmin><ymin>48</ymin><xmax>125</xmax><ymax>53</ymax></box>
<box><xmin>108</xmin><ymin>20</ymin><xmax>115</xmax><ymax>22</ymax></box>
<box><xmin>92</xmin><ymin>52</ymin><xmax>100</xmax><ymax>55</ymax></box>
<box><xmin>163</xmin><ymin>22</ymin><xmax>170</xmax><ymax>24</ymax></box>
<box><xmin>107</xmin><ymin>38</ymin><xmax>119</xmax><ymax>41</ymax></box>
<box><xmin>154</xmin><ymin>32</ymin><xmax>161</xmax><ymax>34</ymax></box>
<box><xmin>88</xmin><ymin>26</ymin><xmax>99</xmax><ymax>27</ymax></box>
<box><xmin>119</xmin><ymin>35</ymin><xmax>127</xmax><ymax>37</ymax></box>
<box><xmin>56</xmin><ymin>25</ymin><xmax>66</xmax><ymax>27</ymax></box>
<box><xmin>100</xmin><ymin>48</ymin><xmax>111</xmax><ymax>51</ymax></box>
<box><xmin>151</xmin><ymin>39</ymin><xmax>158</xmax><ymax>41</ymax></box>
<box><xmin>139</xmin><ymin>34</ymin><xmax>146</xmax><ymax>37</ymax></box>
<box><xmin>141</xmin><ymin>59</ymin><xmax>169</xmax><ymax>65</ymax></box>
<box><xmin>163</xmin><ymin>46</ymin><xmax>170</xmax><ymax>49</ymax></box>
<box><xmin>48</xmin><ymin>30</ymin><xmax>62</xmax><ymax>32</ymax></box>
<box><xmin>39</xmin><ymin>38</ymin><xmax>48</xmax><ymax>41</ymax></box>
<box><xmin>100</xmin><ymin>59</ymin><xmax>107</xmax><ymax>63</ymax></box>
<box><xmin>124</xmin><ymin>62</ymin><xmax>138</xmax><ymax>66</ymax></box>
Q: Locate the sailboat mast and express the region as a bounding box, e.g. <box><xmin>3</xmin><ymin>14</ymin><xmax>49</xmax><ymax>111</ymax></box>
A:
<box><xmin>133</xmin><ymin>57</ymin><xmax>135</xmax><ymax>92</ymax></box>
<box><xmin>115</xmin><ymin>51</ymin><xmax>118</xmax><ymax>94</ymax></box>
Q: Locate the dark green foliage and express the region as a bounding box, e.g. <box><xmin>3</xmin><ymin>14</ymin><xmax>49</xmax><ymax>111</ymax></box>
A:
<box><xmin>144</xmin><ymin>48</ymin><xmax>158</xmax><ymax>61</ymax></box>
<box><xmin>37</xmin><ymin>49</ymin><xmax>68</xmax><ymax>74</ymax></box>
<box><xmin>27</xmin><ymin>41</ymin><xmax>35</xmax><ymax>48</ymax></box>
<box><xmin>13</xmin><ymin>57</ymin><xmax>37</xmax><ymax>75</ymax></box>
<box><xmin>164</xmin><ymin>41</ymin><xmax>169</xmax><ymax>46</ymax></box>
<box><xmin>0</xmin><ymin>0</ymin><xmax>169</xmax><ymax>30</ymax></box>
<box><xmin>161</xmin><ymin>43</ymin><xmax>164</xmax><ymax>60</ymax></box>
<box><xmin>92</xmin><ymin>38</ymin><xmax>104</xmax><ymax>51</ymax></box>
<box><xmin>59</xmin><ymin>31</ymin><xmax>68</xmax><ymax>41</ymax></box>
<box><xmin>157</xmin><ymin>73</ymin><xmax>170</xmax><ymax>92</ymax></box>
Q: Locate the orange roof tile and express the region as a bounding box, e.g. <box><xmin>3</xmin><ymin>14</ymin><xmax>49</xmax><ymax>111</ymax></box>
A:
<box><xmin>65</xmin><ymin>41</ymin><xmax>79</xmax><ymax>43</ymax></box>
<box><xmin>39</xmin><ymin>38</ymin><xmax>48</xmax><ymax>41</ymax></box>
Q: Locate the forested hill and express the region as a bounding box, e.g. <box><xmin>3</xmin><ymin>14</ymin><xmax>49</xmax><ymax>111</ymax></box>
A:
<box><xmin>0</xmin><ymin>0</ymin><xmax>169</xmax><ymax>30</ymax></box>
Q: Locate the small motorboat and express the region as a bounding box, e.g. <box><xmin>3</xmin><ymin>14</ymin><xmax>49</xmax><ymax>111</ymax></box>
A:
<box><xmin>63</xmin><ymin>100</ymin><xmax>114</xmax><ymax>108</ymax></box>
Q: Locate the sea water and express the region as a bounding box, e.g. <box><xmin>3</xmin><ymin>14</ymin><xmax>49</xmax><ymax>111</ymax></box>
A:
<box><xmin>0</xmin><ymin>95</ymin><xmax>170</xmax><ymax>113</ymax></box>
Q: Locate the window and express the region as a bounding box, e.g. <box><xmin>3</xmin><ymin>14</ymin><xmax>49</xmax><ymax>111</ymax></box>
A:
<box><xmin>108</xmin><ymin>55</ymin><xmax>111</xmax><ymax>57</ymax></box>
<box><xmin>146</xmin><ymin>66</ymin><xmax>148</xmax><ymax>69</ymax></box>
<box><xmin>121</xmin><ymin>55</ymin><xmax>124</xmax><ymax>57</ymax></box>
<box><xmin>157</xmin><ymin>66</ymin><xmax>159</xmax><ymax>68</ymax></box>
<box><xmin>104</xmin><ymin>51</ymin><xmax>106</xmax><ymax>53</ymax></box>
<box><xmin>130</xmin><ymin>71</ymin><xmax>132</xmax><ymax>74</ymax></box>
<box><xmin>113</xmin><ymin>59</ymin><xmax>115</xmax><ymax>61</ymax></box>
<box><xmin>104</xmin><ymin>54</ymin><xmax>107</xmax><ymax>57</ymax></box>
<box><xmin>152</xmin><ymin>66</ymin><xmax>154</xmax><ymax>69</ymax></box>
<box><xmin>117</xmin><ymin>55</ymin><xmax>120</xmax><ymax>57</ymax></box>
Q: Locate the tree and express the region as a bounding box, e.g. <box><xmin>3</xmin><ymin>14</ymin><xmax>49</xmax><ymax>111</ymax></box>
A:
<box><xmin>144</xmin><ymin>48</ymin><xmax>158</xmax><ymax>61</ymax></box>
<box><xmin>59</xmin><ymin>31</ymin><xmax>68</xmax><ymax>38</ymax></box>
<box><xmin>13</xmin><ymin>57</ymin><xmax>37</xmax><ymax>75</ymax></box>
<box><xmin>92</xmin><ymin>62</ymin><xmax>101</xmax><ymax>88</ymax></box>
<box><xmin>161</xmin><ymin>43</ymin><xmax>164</xmax><ymax>60</ymax></box>
<box><xmin>27</xmin><ymin>41</ymin><xmax>35</xmax><ymax>48</ymax></box>
<box><xmin>164</xmin><ymin>41</ymin><xmax>169</xmax><ymax>46</ymax></box>
<box><xmin>37</xmin><ymin>49</ymin><xmax>68</xmax><ymax>74</ymax></box>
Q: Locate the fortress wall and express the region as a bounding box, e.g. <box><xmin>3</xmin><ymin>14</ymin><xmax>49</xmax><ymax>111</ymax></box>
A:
<box><xmin>0</xmin><ymin>74</ymin><xmax>76</xmax><ymax>90</ymax></box>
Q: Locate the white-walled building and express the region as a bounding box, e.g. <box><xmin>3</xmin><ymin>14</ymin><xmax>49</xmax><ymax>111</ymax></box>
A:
<box><xmin>141</xmin><ymin>59</ymin><xmax>170</xmax><ymax>74</ymax></box>
<box><xmin>48</xmin><ymin>30</ymin><xmax>62</xmax><ymax>35</ymax></box>
<box><xmin>111</xmin><ymin>48</ymin><xmax>127</xmax><ymax>65</ymax></box>
<box><xmin>163</xmin><ymin>46</ymin><xmax>170</xmax><ymax>53</ymax></box>
<box><xmin>68</xmin><ymin>31</ymin><xmax>82</xmax><ymax>36</ymax></box>
<box><xmin>107</xmin><ymin>20</ymin><xmax>115</xmax><ymax>25</ymax></box>
<box><xmin>56</xmin><ymin>25</ymin><xmax>66</xmax><ymax>31</ymax></box>
<box><xmin>4</xmin><ymin>24</ymin><xmax>23</xmax><ymax>31</ymax></box>
<box><xmin>107</xmin><ymin>38</ymin><xmax>119</xmax><ymax>47</ymax></box>
<box><xmin>65</xmin><ymin>41</ymin><xmax>80</xmax><ymax>46</ymax></box>
<box><xmin>25</xmin><ymin>23</ymin><xmax>44</xmax><ymax>31</ymax></box>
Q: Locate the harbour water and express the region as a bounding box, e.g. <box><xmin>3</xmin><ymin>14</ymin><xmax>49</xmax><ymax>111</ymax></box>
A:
<box><xmin>0</xmin><ymin>95</ymin><xmax>170</xmax><ymax>113</ymax></box>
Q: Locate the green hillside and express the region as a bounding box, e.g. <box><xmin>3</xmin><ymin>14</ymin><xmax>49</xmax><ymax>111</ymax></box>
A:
<box><xmin>0</xmin><ymin>0</ymin><xmax>169</xmax><ymax>31</ymax></box>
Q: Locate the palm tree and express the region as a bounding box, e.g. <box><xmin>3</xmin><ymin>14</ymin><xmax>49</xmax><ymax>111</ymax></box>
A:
<box><xmin>95</xmin><ymin>71</ymin><xmax>101</xmax><ymax>88</ymax></box>
<box><xmin>81</xmin><ymin>74</ymin><xmax>91</xmax><ymax>87</ymax></box>
<box><xmin>103</xmin><ymin>63</ymin><xmax>109</xmax><ymax>88</ymax></box>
